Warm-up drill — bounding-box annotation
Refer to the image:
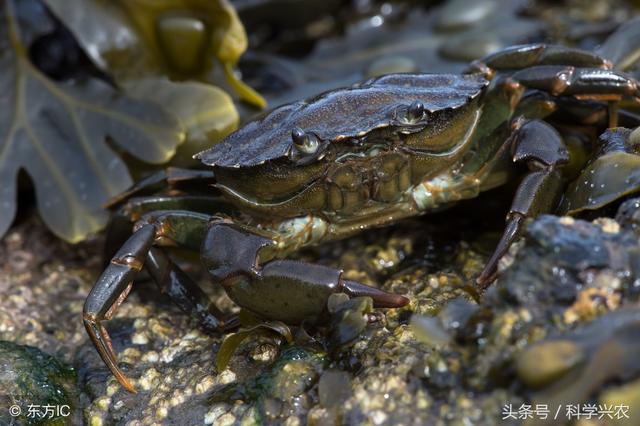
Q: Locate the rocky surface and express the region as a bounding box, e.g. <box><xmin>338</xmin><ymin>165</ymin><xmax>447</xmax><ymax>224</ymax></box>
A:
<box><xmin>2</xmin><ymin>191</ymin><xmax>640</xmax><ymax>425</ymax></box>
<box><xmin>0</xmin><ymin>340</ymin><xmax>79</xmax><ymax>426</ymax></box>
<box><xmin>3</xmin><ymin>1</ymin><xmax>640</xmax><ymax>424</ymax></box>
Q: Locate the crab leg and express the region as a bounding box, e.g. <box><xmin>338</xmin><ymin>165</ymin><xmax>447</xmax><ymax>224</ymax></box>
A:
<box><xmin>84</xmin><ymin>212</ymin><xmax>233</xmax><ymax>392</ymax></box>
<box><xmin>473</xmin><ymin>44</ymin><xmax>640</xmax><ymax>128</ymax></box>
<box><xmin>104</xmin><ymin>195</ymin><xmax>236</xmax><ymax>261</ymax></box>
<box><xmin>145</xmin><ymin>247</ymin><xmax>238</xmax><ymax>333</ymax></box>
<box><xmin>509</xmin><ymin>66</ymin><xmax>640</xmax><ymax>101</ymax></box>
<box><xmin>84</xmin><ymin>224</ymin><xmax>157</xmax><ymax>392</ymax></box>
<box><xmin>476</xmin><ymin>119</ymin><xmax>570</xmax><ymax>288</ymax></box>
<box><xmin>104</xmin><ymin>167</ymin><xmax>216</xmax><ymax>208</ymax></box>
<box><xmin>467</xmin><ymin>44</ymin><xmax>612</xmax><ymax>75</ymax></box>
<box><xmin>548</xmin><ymin>97</ymin><xmax>640</xmax><ymax>128</ymax></box>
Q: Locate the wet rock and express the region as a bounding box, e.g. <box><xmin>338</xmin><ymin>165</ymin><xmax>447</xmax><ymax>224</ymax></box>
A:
<box><xmin>326</xmin><ymin>294</ymin><xmax>374</xmax><ymax>352</ymax></box>
<box><xmin>515</xmin><ymin>340</ymin><xmax>584</xmax><ymax>388</ymax></box>
<box><xmin>599</xmin><ymin>376</ymin><xmax>640</xmax><ymax>426</ymax></box>
<box><xmin>264</xmin><ymin>0</ymin><xmax>543</xmax><ymax>105</ymax></box>
<box><xmin>519</xmin><ymin>308</ymin><xmax>640</xmax><ymax>425</ymax></box>
<box><xmin>318</xmin><ymin>369</ymin><xmax>351</xmax><ymax>409</ymax></box>
<box><xmin>77</xmin><ymin>312</ymin><xmax>239</xmax><ymax>425</ymax></box>
<box><xmin>211</xmin><ymin>346</ymin><xmax>326</xmax><ymax>423</ymax></box>
<box><xmin>435</xmin><ymin>0</ymin><xmax>498</xmax><ymax>31</ymax></box>
<box><xmin>0</xmin><ymin>217</ymin><xmax>100</xmax><ymax>361</ymax></box>
<box><xmin>410</xmin><ymin>315</ymin><xmax>452</xmax><ymax>347</ymax></box>
<box><xmin>6</xmin><ymin>149</ymin><xmax>640</xmax><ymax>425</ymax></box>
<box><xmin>0</xmin><ymin>340</ymin><xmax>79</xmax><ymax>425</ymax></box>
<box><xmin>616</xmin><ymin>197</ymin><xmax>640</xmax><ymax>233</ymax></box>
<box><xmin>486</xmin><ymin>215</ymin><xmax>640</xmax><ymax>314</ymax></box>
<box><xmin>365</xmin><ymin>56</ymin><xmax>418</xmax><ymax>77</ymax></box>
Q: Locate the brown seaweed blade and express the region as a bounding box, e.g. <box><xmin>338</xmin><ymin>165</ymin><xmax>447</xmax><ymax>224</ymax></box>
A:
<box><xmin>0</xmin><ymin>0</ymin><xmax>183</xmax><ymax>242</ymax></box>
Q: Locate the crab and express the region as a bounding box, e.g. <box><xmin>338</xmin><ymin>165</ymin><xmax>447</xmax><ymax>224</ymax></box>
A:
<box><xmin>84</xmin><ymin>43</ymin><xmax>640</xmax><ymax>392</ymax></box>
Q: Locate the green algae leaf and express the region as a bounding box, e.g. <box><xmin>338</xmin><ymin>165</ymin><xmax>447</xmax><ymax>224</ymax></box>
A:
<box><xmin>216</xmin><ymin>321</ymin><xmax>293</xmax><ymax>372</ymax></box>
<box><xmin>44</xmin><ymin>0</ymin><xmax>266</xmax><ymax>108</ymax></box>
<box><xmin>561</xmin><ymin>128</ymin><xmax>640</xmax><ymax>215</ymax></box>
<box><xmin>562</xmin><ymin>151</ymin><xmax>640</xmax><ymax>214</ymax></box>
<box><xmin>124</xmin><ymin>78</ymin><xmax>239</xmax><ymax>164</ymax></box>
<box><xmin>0</xmin><ymin>0</ymin><xmax>184</xmax><ymax>242</ymax></box>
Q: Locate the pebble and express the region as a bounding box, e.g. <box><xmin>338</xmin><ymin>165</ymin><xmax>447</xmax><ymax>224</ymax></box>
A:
<box><xmin>516</xmin><ymin>340</ymin><xmax>584</xmax><ymax>388</ymax></box>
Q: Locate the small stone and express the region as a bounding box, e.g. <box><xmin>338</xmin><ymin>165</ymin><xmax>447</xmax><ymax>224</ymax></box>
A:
<box><xmin>138</xmin><ymin>368</ymin><xmax>160</xmax><ymax>391</ymax></box>
<box><xmin>595</xmin><ymin>218</ymin><xmax>620</xmax><ymax>234</ymax></box>
<box><xmin>599</xmin><ymin>377</ymin><xmax>640</xmax><ymax>426</ymax></box>
<box><xmin>516</xmin><ymin>340</ymin><xmax>584</xmax><ymax>388</ymax></box>
<box><xmin>95</xmin><ymin>396</ymin><xmax>112</xmax><ymax>411</ymax></box>
<box><xmin>318</xmin><ymin>370</ymin><xmax>352</xmax><ymax>408</ymax></box>
<box><xmin>217</xmin><ymin>413</ymin><xmax>237</xmax><ymax>426</ymax></box>
<box><xmin>141</xmin><ymin>350</ymin><xmax>159</xmax><ymax>363</ymax></box>
<box><xmin>217</xmin><ymin>369</ymin><xmax>237</xmax><ymax>385</ymax></box>
<box><xmin>630</xmin><ymin>126</ymin><xmax>640</xmax><ymax>145</ymax></box>
<box><xmin>366</xmin><ymin>56</ymin><xmax>417</xmax><ymax>77</ymax></box>
<box><xmin>121</xmin><ymin>347</ymin><xmax>141</xmax><ymax>360</ymax></box>
<box><xmin>370</xmin><ymin>409</ymin><xmax>388</xmax><ymax>425</ymax></box>
<box><xmin>156</xmin><ymin>405</ymin><xmax>169</xmax><ymax>419</ymax></box>
<box><xmin>250</xmin><ymin>342</ymin><xmax>278</xmax><ymax>363</ymax></box>
<box><xmin>195</xmin><ymin>375</ymin><xmax>216</xmax><ymax>394</ymax></box>
<box><xmin>436</xmin><ymin>0</ymin><xmax>497</xmax><ymax>30</ymax></box>
<box><xmin>558</xmin><ymin>216</ymin><xmax>575</xmax><ymax>226</ymax></box>
<box><xmin>131</xmin><ymin>331</ymin><xmax>149</xmax><ymax>345</ymax></box>
<box><xmin>283</xmin><ymin>416</ymin><xmax>301</xmax><ymax>426</ymax></box>
<box><xmin>204</xmin><ymin>404</ymin><xmax>230</xmax><ymax>425</ymax></box>
<box><xmin>106</xmin><ymin>382</ymin><xmax>121</xmax><ymax>397</ymax></box>
<box><xmin>564</xmin><ymin>287</ymin><xmax>621</xmax><ymax>324</ymax></box>
<box><xmin>440</xmin><ymin>33</ymin><xmax>502</xmax><ymax>61</ymax></box>
<box><xmin>410</xmin><ymin>315</ymin><xmax>451</xmax><ymax>347</ymax></box>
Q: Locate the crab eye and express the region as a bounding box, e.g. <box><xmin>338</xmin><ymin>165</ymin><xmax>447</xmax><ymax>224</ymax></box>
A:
<box><xmin>407</xmin><ymin>100</ymin><xmax>425</xmax><ymax>122</ymax></box>
<box><xmin>291</xmin><ymin>127</ymin><xmax>319</xmax><ymax>154</ymax></box>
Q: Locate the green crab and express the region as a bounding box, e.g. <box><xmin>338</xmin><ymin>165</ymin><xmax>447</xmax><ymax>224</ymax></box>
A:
<box><xmin>84</xmin><ymin>43</ymin><xmax>640</xmax><ymax>392</ymax></box>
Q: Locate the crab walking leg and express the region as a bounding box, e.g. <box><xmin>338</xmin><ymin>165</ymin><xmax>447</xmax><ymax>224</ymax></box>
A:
<box><xmin>104</xmin><ymin>167</ymin><xmax>216</xmax><ymax>208</ymax></box>
<box><xmin>85</xmin><ymin>212</ymin><xmax>233</xmax><ymax>392</ymax></box>
<box><xmin>118</xmin><ymin>195</ymin><xmax>236</xmax><ymax>220</ymax></box>
<box><xmin>517</xmin><ymin>90</ymin><xmax>640</xmax><ymax>129</ymax></box>
<box><xmin>133</xmin><ymin>210</ymin><xmax>238</xmax><ymax>327</ymax></box>
<box><xmin>476</xmin><ymin>119</ymin><xmax>570</xmax><ymax>288</ymax></box>
<box><xmin>105</xmin><ymin>195</ymin><xmax>236</xmax><ymax>262</ymax></box>
<box><xmin>468</xmin><ymin>44</ymin><xmax>613</xmax><ymax>73</ymax></box>
<box><xmin>83</xmin><ymin>224</ymin><xmax>157</xmax><ymax>393</ymax></box>
<box><xmin>201</xmin><ymin>219</ymin><xmax>409</xmax><ymax>324</ymax></box>
<box><xmin>548</xmin><ymin>97</ymin><xmax>640</xmax><ymax>128</ymax></box>
<box><xmin>145</xmin><ymin>247</ymin><xmax>238</xmax><ymax>333</ymax></box>
<box><xmin>509</xmin><ymin>66</ymin><xmax>640</xmax><ymax>101</ymax></box>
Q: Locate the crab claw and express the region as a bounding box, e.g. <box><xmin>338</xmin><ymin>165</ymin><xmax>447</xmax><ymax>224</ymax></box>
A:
<box><xmin>343</xmin><ymin>279</ymin><xmax>409</xmax><ymax>308</ymax></box>
<box><xmin>202</xmin><ymin>220</ymin><xmax>409</xmax><ymax>324</ymax></box>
